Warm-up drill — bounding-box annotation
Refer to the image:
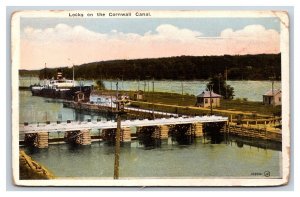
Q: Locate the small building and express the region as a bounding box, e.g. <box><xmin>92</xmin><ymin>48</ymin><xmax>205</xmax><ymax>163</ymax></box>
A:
<box><xmin>196</xmin><ymin>91</ymin><xmax>222</xmax><ymax>108</ymax></box>
<box><xmin>263</xmin><ymin>89</ymin><xmax>282</xmax><ymax>106</ymax></box>
<box><xmin>74</xmin><ymin>91</ymin><xmax>85</xmax><ymax>102</ymax></box>
<box><xmin>133</xmin><ymin>90</ymin><xmax>144</xmax><ymax>101</ymax></box>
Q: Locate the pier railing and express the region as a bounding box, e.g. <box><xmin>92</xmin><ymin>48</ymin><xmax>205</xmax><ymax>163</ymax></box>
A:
<box><xmin>20</xmin><ymin>115</ymin><xmax>228</xmax><ymax>134</ymax></box>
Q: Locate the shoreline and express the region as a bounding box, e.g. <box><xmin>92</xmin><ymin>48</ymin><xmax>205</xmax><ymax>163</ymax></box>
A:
<box><xmin>19</xmin><ymin>150</ymin><xmax>55</xmax><ymax>180</ymax></box>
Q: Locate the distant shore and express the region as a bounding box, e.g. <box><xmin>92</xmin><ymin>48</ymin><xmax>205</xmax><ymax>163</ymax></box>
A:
<box><xmin>19</xmin><ymin>53</ymin><xmax>281</xmax><ymax>81</ymax></box>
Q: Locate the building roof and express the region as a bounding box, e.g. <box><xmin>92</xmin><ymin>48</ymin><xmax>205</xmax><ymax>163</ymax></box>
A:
<box><xmin>197</xmin><ymin>91</ymin><xmax>222</xmax><ymax>98</ymax></box>
<box><xmin>263</xmin><ymin>89</ymin><xmax>281</xmax><ymax>96</ymax></box>
<box><xmin>135</xmin><ymin>90</ymin><xmax>144</xmax><ymax>94</ymax></box>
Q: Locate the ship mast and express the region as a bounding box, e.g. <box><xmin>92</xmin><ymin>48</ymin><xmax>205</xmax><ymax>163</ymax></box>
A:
<box><xmin>68</xmin><ymin>58</ymin><xmax>75</xmax><ymax>87</ymax></box>
<box><xmin>44</xmin><ymin>63</ymin><xmax>46</xmax><ymax>86</ymax></box>
<box><xmin>73</xmin><ymin>64</ymin><xmax>75</xmax><ymax>87</ymax></box>
<box><xmin>225</xmin><ymin>66</ymin><xmax>228</xmax><ymax>98</ymax></box>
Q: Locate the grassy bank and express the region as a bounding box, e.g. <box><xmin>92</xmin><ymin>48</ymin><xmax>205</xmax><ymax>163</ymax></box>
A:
<box><xmin>94</xmin><ymin>89</ymin><xmax>280</xmax><ymax>117</ymax></box>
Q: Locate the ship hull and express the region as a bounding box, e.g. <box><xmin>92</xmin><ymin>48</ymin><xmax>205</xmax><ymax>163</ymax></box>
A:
<box><xmin>31</xmin><ymin>86</ymin><xmax>92</xmax><ymax>101</ymax></box>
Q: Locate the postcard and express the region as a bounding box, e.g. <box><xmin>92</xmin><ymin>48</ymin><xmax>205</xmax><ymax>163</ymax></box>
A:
<box><xmin>11</xmin><ymin>10</ymin><xmax>290</xmax><ymax>186</ymax></box>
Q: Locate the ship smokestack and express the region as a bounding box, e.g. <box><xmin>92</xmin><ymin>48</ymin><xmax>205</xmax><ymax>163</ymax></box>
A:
<box><xmin>57</xmin><ymin>68</ymin><xmax>63</xmax><ymax>80</ymax></box>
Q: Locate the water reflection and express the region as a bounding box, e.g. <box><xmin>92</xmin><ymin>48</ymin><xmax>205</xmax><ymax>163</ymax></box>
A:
<box><xmin>22</xmin><ymin>129</ymin><xmax>282</xmax><ymax>178</ymax></box>
<box><xmin>205</xmin><ymin>131</ymin><xmax>224</xmax><ymax>144</ymax></box>
<box><xmin>19</xmin><ymin>90</ymin><xmax>114</xmax><ymax>124</ymax></box>
<box><xmin>66</xmin><ymin>143</ymin><xmax>92</xmax><ymax>152</ymax></box>
<box><xmin>134</xmin><ymin>124</ymin><xmax>282</xmax><ymax>152</ymax></box>
<box><xmin>231</xmin><ymin>136</ymin><xmax>282</xmax><ymax>151</ymax></box>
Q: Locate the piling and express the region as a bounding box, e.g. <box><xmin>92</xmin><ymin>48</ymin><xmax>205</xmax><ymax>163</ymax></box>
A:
<box><xmin>160</xmin><ymin>125</ymin><xmax>169</xmax><ymax>139</ymax></box>
<box><xmin>121</xmin><ymin>127</ymin><xmax>132</xmax><ymax>142</ymax></box>
<box><xmin>152</xmin><ymin>125</ymin><xmax>169</xmax><ymax>139</ymax></box>
<box><xmin>193</xmin><ymin>122</ymin><xmax>203</xmax><ymax>137</ymax></box>
<box><xmin>77</xmin><ymin>129</ymin><xmax>92</xmax><ymax>145</ymax></box>
<box><xmin>37</xmin><ymin>132</ymin><xmax>49</xmax><ymax>148</ymax></box>
<box><xmin>24</xmin><ymin>132</ymin><xmax>49</xmax><ymax>148</ymax></box>
<box><xmin>64</xmin><ymin>130</ymin><xmax>91</xmax><ymax>145</ymax></box>
<box><xmin>185</xmin><ymin>124</ymin><xmax>193</xmax><ymax>135</ymax></box>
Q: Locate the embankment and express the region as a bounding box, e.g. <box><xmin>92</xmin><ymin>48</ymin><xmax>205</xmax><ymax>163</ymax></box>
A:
<box><xmin>19</xmin><ymin>150</ymin><xmax>54</xmax><ymax>180</ymax></box>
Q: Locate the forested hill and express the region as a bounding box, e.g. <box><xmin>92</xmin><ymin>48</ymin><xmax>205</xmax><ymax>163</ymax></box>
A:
<box><xmin>20</xmin><ymin>54</ymin><xmax>281</xmax><ymax>80</ymax></box>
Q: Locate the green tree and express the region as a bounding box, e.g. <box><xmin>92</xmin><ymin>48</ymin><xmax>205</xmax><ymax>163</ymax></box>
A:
<box><xmin>26</xmin><ymin>54</ymin><xmax>280</xmax><ymax>81</ymax></box>
<box><xmin>96</xmin><ymin>80</ymin><xmax>106</xmax><ymax>90</ymax></box>
<box><xmin>206</xmin><ymin>74</ymin><xmax>234</xmax><ymax>99</ymax></box>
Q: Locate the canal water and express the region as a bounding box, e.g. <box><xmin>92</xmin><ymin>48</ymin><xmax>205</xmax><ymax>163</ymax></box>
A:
<box><xmin>19</xmin><ymin>90</ymin><xmax>282</xmax><ymax>178</ymax></box>
<box><xmin>20</xmin><ymin>77</ymin><xmax>281</xmax><ymax>102</ymax></box>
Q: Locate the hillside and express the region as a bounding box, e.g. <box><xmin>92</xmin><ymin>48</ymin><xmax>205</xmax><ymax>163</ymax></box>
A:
<box><xmin>19</xmin><ymin>54</ymin><xmax>281</xmax><ymax>80</ymax></box>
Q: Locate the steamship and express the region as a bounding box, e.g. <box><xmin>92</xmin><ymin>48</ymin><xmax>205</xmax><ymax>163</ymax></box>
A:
<box><xmin>31</xmin><ymin>69</ymin><xmax>92</xmax><ymax>101</ymax></box>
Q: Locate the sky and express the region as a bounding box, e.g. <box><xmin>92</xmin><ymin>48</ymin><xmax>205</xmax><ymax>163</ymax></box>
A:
<box><xmin>20</xmin><ymin>17</ymin><xmax>281</xmax><ymax>69</ymax></box>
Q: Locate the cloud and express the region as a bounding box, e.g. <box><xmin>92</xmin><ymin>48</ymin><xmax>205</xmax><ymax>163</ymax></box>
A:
<box><xmin>220</xmin><ymin>24</ymin><xmax>279</xmax><ymax>40</ymax></box>
<box><xmin>153</xmin><ymin>24</ymin><xmax>203</xmax><ymax>41</ymax></box>
<box><xmin>23</xmin><ymin>23</ymin><xmax>202</xmax><ymax>42</ymax></box>
<box><xmin>20</xmin><ymin>24</ymin><xmax>280</xmax><ymax>69</ymax></box>
<box><xmin>23</xmin><ymin>23</ymin><xmax>107</xmax><ymax>42</ymax></box>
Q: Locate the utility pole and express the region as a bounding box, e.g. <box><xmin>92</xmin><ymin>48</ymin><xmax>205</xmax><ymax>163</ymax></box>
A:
<box><xmin>180</xmin><ymin>79</ymin><xmax>184</xmax><ymax>106</ymax></box>
<box><xmin>218</xmin><ymin>73</ymin><xmax>222</xmax><ymax>95</ymax></box>
<box><xmin>113</xmin><ymin>80</ymin><xmax>127</xmax><ymax>179</ymax></box>
<box><xmin>208</xmin><ymin>84</ymin><xmax>213</xmax><ymax>115</ymax></box>
<box><xmin>181</xmin><ymin>80</ymin><xmax>184</xmax><ymax>101</ymax></box>
<box><xmin>152</xmin><ymin>78</ymin><xmax>155</xmax><ymax>119</ymax></box>
<box><xmin>114</xmin><ymin>111</ymin><xmax>121</xmax><ymax>179</ymax></box>
<box><xmin>114</xmin><ymin>82</ymin><xmax>120</xmax><ymax>179</ymax></box>
<box><xmin>145</xmin><ymin>76</ymin><xmax>150</xmax><ymax>102</ymax></box>
<box><xmin>225</xmin><ymin>66</ymin><xmax>228</xmax><ymax>99</ymax></box>
<box><xmin>110</xmin><ymin>80</ymin><xmax>113</xmax><ymax>110</ymax></box>
<box><xmin>68</xmin><ymin>58</ymin><xmax>75</xmax><ymax>87</ymax></box>
<box><xmin>44</xmin><ymin>63</ymin><xmax>47</xmax><ymax>86</ymax></box>
<box><xmin>73</xmin><ymin>65</ymin><xmax>75</xmax><ymax>87</ymax></box>
<box><xmin>269</xmin><ymin>75</ymin><xmax>276</xmax><ymax>107</ymax></box>
<box><xmin>121</xmin><ymin>76</ymin><xmax>124</xmax><ymax>94</ymax></box>
<box><xmin>181</xmin><ymin>80</ymin><xmax>183</xmax><ymax>96</ymax></box>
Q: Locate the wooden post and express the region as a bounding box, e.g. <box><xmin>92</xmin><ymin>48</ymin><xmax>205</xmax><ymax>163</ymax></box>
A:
<box><xmin>193</xmin><ymin>122</ymin><xmax>203</xmax><ymax>137</ymax></box>
<box><xmin>37</xmin><ymin>132</ymin><xmax>49</xmax><ymax>148</ymax></box>
<box><xmin>158</xmin><ymin>125</ymin><xmax>169</xmax><ymax>140</ymax></box>
<box><xmin>227</xmin><ymin>121</ymin><xmax>230</xmax><ymax>133</ymax></box>
<box><xmin>77</xmin><ymin>129</ymin><xmax>91</xmax><ymax>145</ymax></box>
<box><xmin>122</xmin><ymin>127</ymin><xmax>131</xmax><ymax>142</ymax></box>
<box><xmin>25</xmin><ymin>132</ymin><xmax>49</xmax><ymax>148</ymax></box>
<box><xmin>152</xmin><ymin>126</ymin><xmax>160</xmax><ymax>139</ymax></box>
<box><xmin>114</xmin><ymin>114</ymin><xmax>121</xmax><ymax>179</ymax></box>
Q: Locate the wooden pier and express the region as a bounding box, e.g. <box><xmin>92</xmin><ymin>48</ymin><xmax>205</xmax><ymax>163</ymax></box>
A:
<box><xmin>20</xmin><ymin>116</ymin><xmax>226</xmax><ymax>148</ymax></box>
<box><xmin>226</xmin><ymin>123</ymin><xmax>281</xmax><ymax>142</ymax></box>
<box><xmin>63</xmin><ymin>101</ymin><xmax>181</xmax><ymax>118</ymax></box>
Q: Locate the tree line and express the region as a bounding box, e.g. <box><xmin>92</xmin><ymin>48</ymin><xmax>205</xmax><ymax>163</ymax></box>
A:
<box><xmin>19</xmin><ymin>53</ymin><xmax>281</xmax><ymax>81</ymax></box>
